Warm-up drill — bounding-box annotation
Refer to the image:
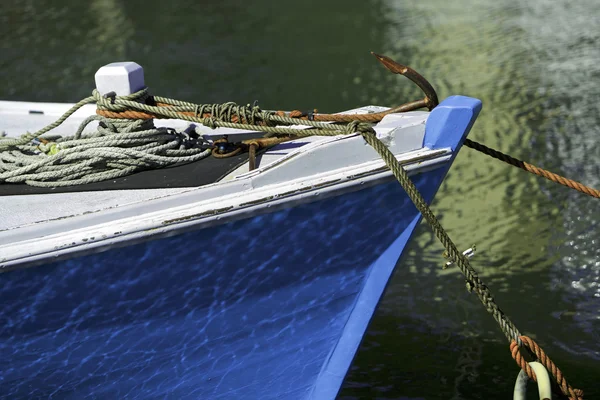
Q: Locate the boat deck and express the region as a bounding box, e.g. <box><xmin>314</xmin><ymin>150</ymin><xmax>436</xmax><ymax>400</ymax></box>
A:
<box><xmin>0</xmin><ymin>101</ymin><xmax>430</xmax><ymax>233</ymax></box>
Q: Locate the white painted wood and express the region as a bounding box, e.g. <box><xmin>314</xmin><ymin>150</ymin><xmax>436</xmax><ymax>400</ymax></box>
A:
<box><xmin>0</xmin><ymin>99</ymin><xmax>442</xmax><ymax>269</ymax></box>
<box><xmin>94</xmin><ymin>62</ymin><xmax>145</xmax><ymax>96</ymax></box>
<box><xmin>0</xmin><ymin>149</ymin><xmax>450</xmax><ymax>270</ymax></box>
<box><xmin>0</xmin><ymin>188</ymin><xmax>194</xmax><ymax>232</ymax></box>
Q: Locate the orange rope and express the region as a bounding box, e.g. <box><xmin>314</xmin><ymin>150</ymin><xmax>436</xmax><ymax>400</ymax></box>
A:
<box><xmin>283</xmin><ymin>99</ymin><xmax>428</xmax><ymax>122</ymax></box>
<box><xmin>465</xmin><ymin>139</ymin><xmax>600</xmax><ymax>199</ymax></box>
<box><xmin>96</xmin><ymin>109</ymin><xmax>155</xmax><ymax>119</ymax></box>
<box><xmin>510</xmin><ymin>336</ymin><xmax>583</xmax><ymax>400</ymax></box>
<box><xmin>97</xmin><ymin>105</ymin><xmax>221</xmax><ymax>121</ymax></box>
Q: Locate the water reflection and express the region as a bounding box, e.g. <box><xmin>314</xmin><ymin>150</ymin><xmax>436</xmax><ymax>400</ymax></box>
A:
<box><xmin>342</xmin><ymin>0</ymin><xmax>599</xmax><ymax>398</ymax></box>
<box><xmin>89</xmin><ymin>0</ymin><xmax>132</xmax><ymax>60</ymax></box>
<box><xmin>0</xmin><ymin>0</ymin><xmax>598</xmax><ymax>398</ymax></box>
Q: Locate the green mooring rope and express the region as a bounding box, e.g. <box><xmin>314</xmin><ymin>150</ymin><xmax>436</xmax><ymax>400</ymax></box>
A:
<box><xmin>355</xmin><ymin>125</ymin><xmax>523</xmax><ymax>345</ymax></box>
<box><xmin>0</xmin><ymin>94</ymin><xmax>213</xmax><ymax>187</ymax></box>
<box><xmin>0</xmin><ymin>89</ymin><xmax>524</xmax><ymax>347</ymax></box>
<box><xmin>296</xmin><ymin>120</ymin><xmax>524</xmax><ymax>346</ymax></box>
<box><xmin>0</xmin><ymin>89</ymin><xmax>379</xmax><ymax>187</ymax></box>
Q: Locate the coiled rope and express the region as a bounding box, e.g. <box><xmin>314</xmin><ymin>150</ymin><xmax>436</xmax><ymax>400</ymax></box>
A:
<box><xmin>0</xmin><ymin>91</ymin><xmax>213</xmax><ymax>187</ymax></box>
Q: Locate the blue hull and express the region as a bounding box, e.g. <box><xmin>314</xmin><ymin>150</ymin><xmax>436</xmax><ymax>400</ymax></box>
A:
<box><xmin>0</xmin><ymin>97</ymin><xmax>481</xmax><ymax>399</ymax></box>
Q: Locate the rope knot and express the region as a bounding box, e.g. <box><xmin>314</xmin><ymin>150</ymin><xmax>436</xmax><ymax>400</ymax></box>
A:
<box><xmin>93</xmin><ymin>88</ymin><xmax>150</xmax><ymax>114</ymax></box>
<box><xmin>346</xmin><ymin>120</ymin><xmax>376</xmax><ymax>136</ymax></box>
<box><xmin>510</xmin><ymin>336</ymin><xmax>583</xmax><ymax>400</ymax></box>
<box><xmin>203</xmin><ymin>117</ymin><xmax>219</xmax><ymax>130</ymax></box>
<box><xmin>38</xmin><ymin>142</ymin><xmax>60</xmax><ymax>155</ymax></box>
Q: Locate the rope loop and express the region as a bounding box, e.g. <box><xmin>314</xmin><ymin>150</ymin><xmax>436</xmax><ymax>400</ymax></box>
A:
<box><xmin>510</xmin><ymin>336</ymin><xmax>583</xmax><ymax>400</ymax></box>
<box><xmin>347</xmin><ymin>120</ymin><xmax>377</xmax><ymax>137</ymax></box>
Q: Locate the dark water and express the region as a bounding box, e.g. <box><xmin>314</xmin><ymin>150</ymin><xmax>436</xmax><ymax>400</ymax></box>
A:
<box><xmin>1</xmin><ymin>0</ymin><xmax>599</xmax><ymax>398</ymax></box>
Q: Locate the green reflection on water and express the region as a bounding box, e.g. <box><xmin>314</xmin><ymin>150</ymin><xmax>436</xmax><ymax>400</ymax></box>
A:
<box><xmin>1</xmin><ymin>0</ymin><xmax>598</xmax><ymax>398</ymax></box>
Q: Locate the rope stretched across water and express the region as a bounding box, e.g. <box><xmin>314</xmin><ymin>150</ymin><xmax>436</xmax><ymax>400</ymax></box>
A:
<box><xmin>464</xmin><ymin>139</ymin><xmax>600</xmax><ymax>199</ymax></box>
<box><xmin>288</xmin><ymin>121</ymin><xmax>584</xmax><ymax>398</ymax></box>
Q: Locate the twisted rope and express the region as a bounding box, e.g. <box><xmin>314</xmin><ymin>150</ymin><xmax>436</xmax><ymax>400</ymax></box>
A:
<box><xmin>96</xmin><ymin>90</ymin><xmax>600</xmax><ymax>200</ymax></box>
<box><xmin>93</xmin><ymin>90</ymin><xmax>352</xmax><ymax>133</ymax></box>
<box><xmin>0</xmin><ymin>94</ymin><xmax>212</xmax><ymax>187</ymax></box>
<box><xmin>0</xmin><ymin>95</ymin><xmax>95</xmax><ymax>150</ymax></box>
<box><xmin>345</xmin><ymin>124</ymin><xmax>524</xmax><ymax>343</ymax></box>
<box><xmin>510</xmin><ymin>336</ymin><xmax>583</xmax><ymax>400</ymax></box>
<box><xmin>347</xmin><ymin>125</ymin><xmax>583</xmax><ymax>399</ymax></box>
<box><xmin>0</xmin><ymin>90</ymin><xmax>394</xmax><ymax>188</ymax></box>
<box><xmin>465</xmin><ymin>139</ymin><xmax>600</xmax><ymax>199</ymax></box>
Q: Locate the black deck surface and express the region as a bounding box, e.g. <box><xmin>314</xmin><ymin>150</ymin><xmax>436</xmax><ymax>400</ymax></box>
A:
<box><xmin>0</xmin><ymin>153</ymin><xmax>250</xmax><ymax>196</ymax></box>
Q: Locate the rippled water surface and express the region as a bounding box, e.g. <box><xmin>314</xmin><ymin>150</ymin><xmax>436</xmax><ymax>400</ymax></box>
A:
<box><xmin>1</xmin><ymin>0</ymin><xmax>598</xmax><ymax>398</ymax></box>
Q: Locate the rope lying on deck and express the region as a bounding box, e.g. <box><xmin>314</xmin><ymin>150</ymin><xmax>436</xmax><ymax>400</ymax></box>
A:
<box><xmin>96</xmin><ymin>91</ymin><xmax>600</xmax><ymax>200</ymax></box>
<box><xmin>99</xmin><ymin>97</ymin><xmax>600</xmax><ymax>200</ymax></box>
<box><xmin>0</xmin><ymin>89</ymin><xmax>416</xmax><ymax>187</ymax></box>
<box><xmin>0</xmin><ymin>92</ymin><xmax>212</xmax><ymax>187</ymax></box>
